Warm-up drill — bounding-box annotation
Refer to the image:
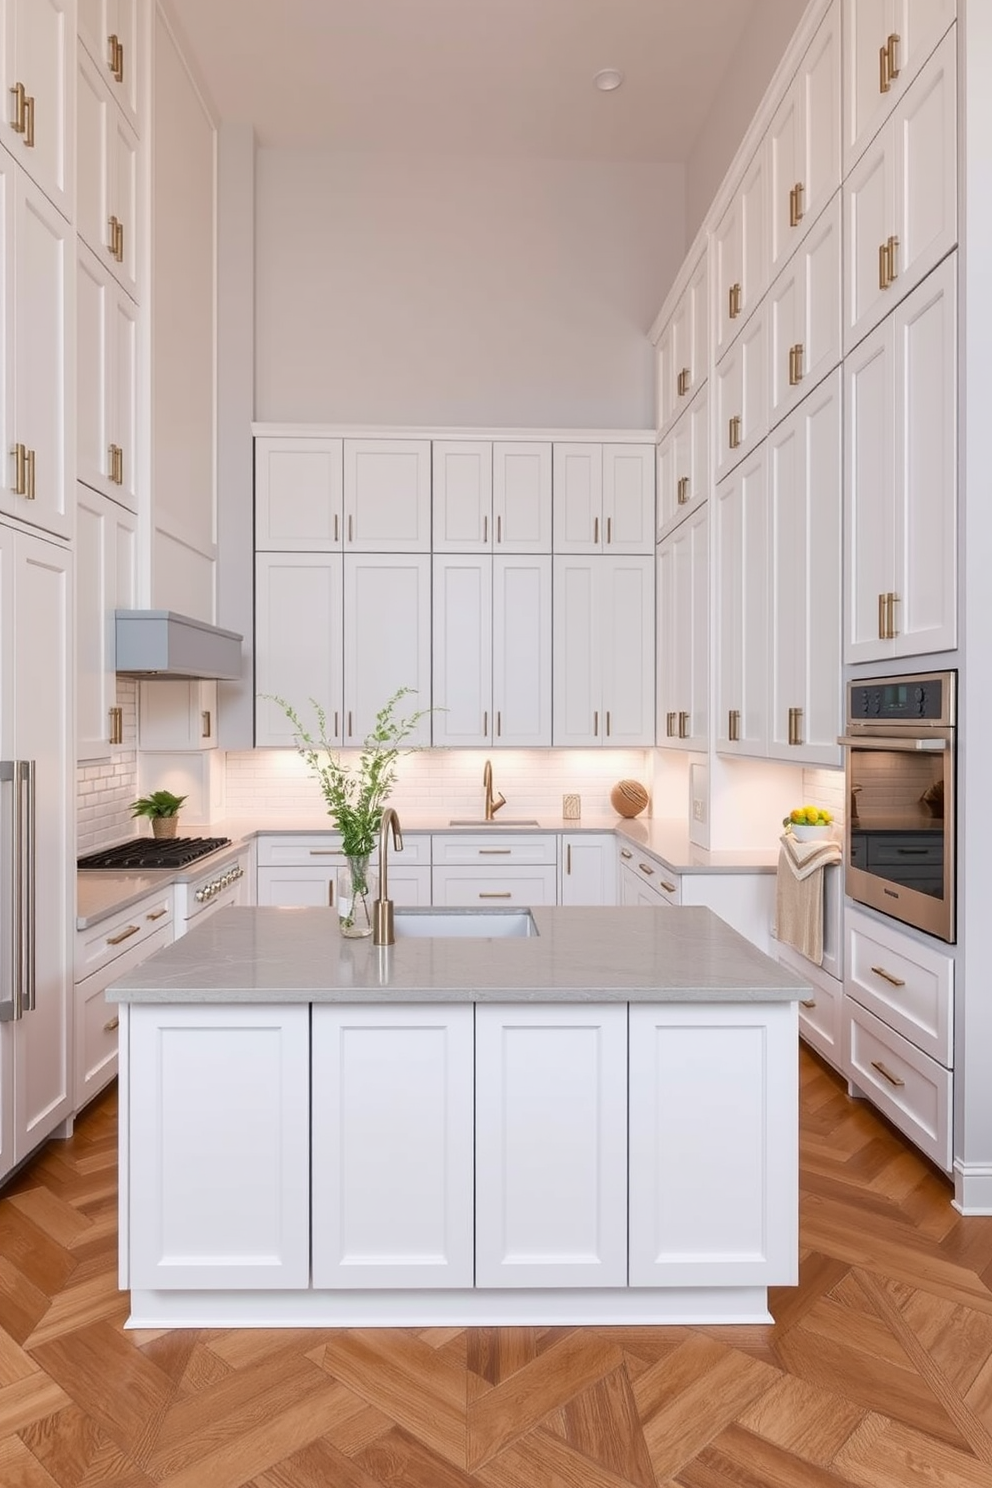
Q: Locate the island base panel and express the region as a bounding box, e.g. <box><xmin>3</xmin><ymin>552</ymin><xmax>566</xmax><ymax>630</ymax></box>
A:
<box><xmin>125</xmin><ymin>1285</ymin><xmax>773</xmax><ymax>1329</ymax></box>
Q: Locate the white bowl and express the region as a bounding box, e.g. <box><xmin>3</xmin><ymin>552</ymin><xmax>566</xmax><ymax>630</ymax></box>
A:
<box><xmin>790</xmin><ymin>823</ymin><xmax>832</xmax><ymax>841</ymax></box>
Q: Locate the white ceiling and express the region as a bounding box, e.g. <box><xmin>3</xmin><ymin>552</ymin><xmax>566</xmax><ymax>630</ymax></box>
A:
<box><xmin>165</xmin><ymin>0</ymin><xmax>805</xmax><ymax>163</ymax></box>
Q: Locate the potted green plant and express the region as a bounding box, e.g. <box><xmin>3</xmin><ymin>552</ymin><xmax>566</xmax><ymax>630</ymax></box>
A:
<box><xmin>130</xmin><ymin>789</ymin><xmax>188</xmax><ymax>839</ymax></box>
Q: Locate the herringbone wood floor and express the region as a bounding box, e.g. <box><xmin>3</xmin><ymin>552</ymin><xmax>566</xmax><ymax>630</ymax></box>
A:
<box><xmin>2</xmin><ymin>1047</ymin><xmax>992</xmax><ymax>1487</ymax></box>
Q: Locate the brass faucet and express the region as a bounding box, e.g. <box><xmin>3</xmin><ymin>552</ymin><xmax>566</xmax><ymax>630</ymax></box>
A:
<box><xmin>372</xmin><ymin>807</ymin><xmax>404</xmax><ymax>946</ymax></box>
<box><xmin>483</xmin><ymin>759</ymin><xmax>506</xmax><ymax>821</ymax></box>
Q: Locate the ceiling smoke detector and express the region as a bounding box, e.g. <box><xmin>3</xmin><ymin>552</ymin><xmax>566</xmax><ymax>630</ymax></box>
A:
<box><xmin>593</xmin><ymin>68</ymin><xmax>624</xmax><ymax>92</ymax></box>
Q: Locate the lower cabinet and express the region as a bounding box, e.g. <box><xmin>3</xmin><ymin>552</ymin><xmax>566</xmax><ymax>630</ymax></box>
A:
<box><xmin>560</xmin><ymin>832</ymin><xmax>617</xmax><ymax>905</ymax></box>
<box><xmin>256</xmin><ymin>832</ymin><xmax>432</xmax><ymax>909</ymax></box>
<box><xmin>432</xmin><ymin>833</ymin><xmax>558</xmax><ymax>907</ymax></box>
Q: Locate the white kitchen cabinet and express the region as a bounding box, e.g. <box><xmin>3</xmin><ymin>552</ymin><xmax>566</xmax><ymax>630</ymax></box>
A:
<box><xmin>255</xmin><ymin>833</ymin><xmax>431</xmax><ymax>910</ymax></box>
<box><xmin>553</xmin><ymin>555</ymin><xmax>654</xmax><ymax>747</ymax></box>
<box><xmin>77</xmin><ymin>0</ymin><xmax>140</xmax><ymax>134</ymax></box>
<box><xmin>655</xmin><ymin>247</ymin><xmax>709</xmax><ymax>435</ymax></box>
<box><xmin>74</xmin><ymin>888</ymin><xmax>172</xmax><ymax>1107</ymax></box>
<box><xmin>560</xmin><ymin>833</ymin><xmax>617</xmax><ymax>906</ymax></box>
<box><xmin>127</xmin><ymin>1003</ymin><xmax>311</xmax><ymax>1289</ymax></box>
<box><xmin>844</xmin><ymin>27</ymin><xmax>956</xmax><ymax>354</ymax></box>
<box><xmin>75</xmin><ymin>483</ymin><xmax>135</xmax><ymax>759</ymax></box>
<box><xmin>767</xmin><ymin>368</ymin><xmax>842</xmax><ymax>767</ymax></box>
<box><xmin>432</xmin><ymin>833</ymin><xmax>557</xmax><ymax>907</ymax></box>
<box><xmin>475</xmin><ymin>1003</ymin><xmax>628</xmax><ymax>1288</ymax></box>
<box><xmin>254</xmin><ymin>436</ymin><xmax>343</xmax><ymax>551</ymax></box>
<box><xmin>628</xmin><ymin>1002</ymin><xmax>798</xmax><ymax>1287</ymax></box>
<box><xmin>0</xmin><ymin>158</ymin><xmax>72</xmax><ymax>541</ymax></box>
<box><xmin>619</xmin><ymin>849</ymin><xmax>679</xmax><ymax>906</ymax></box>
<box><xmin>343</xmin><ymin>438</ymin><xmax>431</xmax><ymax>551</ymax></box>
<box><xmin>553</xmin><ymin>443</ymin><xmax>654</xmax><ymax>553</ymax></box>
<box><xmin>768</xmin><ymin>191</ymin><xmax>842</xmax><ymax>430</ymax></box>
<box><xmin>492</xmin><ymin>441</ymin><xmax>552</xmax><ymax>552</ymax></box>
<box><xmin>714</xmin><ymin>302</ymin><xmax>768</xmax><ymax>480</ymax></box>
<box><xmin>767</xmin><ymin>3</ymin><xmax>840</xmax><ymax>280</ymax></box>
<box><xmin>0</xmin><ymin>0</ymin><xmax>73</xmax><ymax>220</ymax></box>
<box><xmin>714</xmin><ymin>446</ymin><xmax>769</xmax><ymax>758</ymax></box>
<box><xmin>76</xmin><ymin>42</ymin><xmax>138</xmax><ymax>297</ymax></box>
<box><xmin>656</xmin><ymin>504</ymin><xmax>708</xmax><ymax>752</ymax></box>
<box><xmin>842</xmin><ymin>0</ymin><xmax>955</xmax><ymax>176</ymax></box>
<box><xmin>431</xmin><ymin>440</ymin><xmax>492</xmax><ymax>551</ymax></box>
<box><xmin>77</xmin><ymin>242</ymin><xmax>137</xmax><ymax>508</ymax></box>
<box><xmin>138</xmin><ymin>678</ymin><xmax>218</xmax><ymax>751</ymax></box>
<box><xmin>433</xmin><ymin>553</ymin><xmax>551</xmax><ymax>748</ymax></box>
<box><xmin>0</xmin><ymin>521</ymin><xmax>73</xmax><ymax>1185</ymax></box>
<box><xmin>312</xmin><ymin>1004</ymin><xmax>474</xmax><ymax>1289</ymax></box>
<box><xmin>343</xmin><ymin>553</ymin><xmax>432</xmax><ymax>744</ymax></box>
<box><xmin>656</xmin><ymin>386</ymin><xmax>708</xmax><ymax>539</ymax></box>
<box><xmin>254</xmin><ymin>552</ymin><xmax>343</xmax><ymax>748</ymax></box>
<box><xmin>713</xmin><ymin>144</ymin><xmax>767</xmax><ymax>360</ymax></box>
<box><xmin>845</xmin><ymin>255</ymin><xmax>956</xmax><ymax>663</ymax></box>
<box><xmin>846</xmin><ymin>998</ymin><xmax>951</xmax><ymax>1172</ymax></box>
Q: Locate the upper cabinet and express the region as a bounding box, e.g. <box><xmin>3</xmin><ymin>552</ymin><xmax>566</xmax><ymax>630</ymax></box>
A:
<box><xmin>714</xmin><ymin>145</ymin><xmax>767</xmax><ymax>361</ymax></box>
<box><xmin>0</xmin><ymin>0</ymin><xmax>73</xmax><ymax>220</ymax></box>
<box><xmin>767</xmin><ymin>4</ymin><xmax>840</xmax><ymax>280</ymax></box>
<box><xmin>655</xmin><ymin>248</ymin><xmax>708</xmax><ymax>436</ymax></box>
<box><xmin>656</xmin><ymin>504</ymin><xmax>709</xmax><ymax>753</ymax></box>
<box><xmin>553</xmin><ymin>554</ymin><xmax>654</xmax><ymax>747</ymax></box>
<box><xmin>656</xmin><ymin>387</ymin><xmax>709</xmax><ymax>539</ymax></box>
<box><xmin>553</xmin><ymin>443</ymin><xmax>654</xmax><ymax>554</ymax></box>
<box><xmin>342</xmin><ymin>439</ymin><xmax>432</xmax><ymax>551</ymax></box>
<box><xmin>842</xmin><ymin>0</ymin><xmax>956</xmax><ymax>176</ymax></box>
<box><xmin>255</xmin><ymin>436</ymin><xmax>344</xmax><ymax>551</ymax></box>
<box><xmin>76</xmin><ymin>41</ymin><xmax>138</xmax><ymax>298</ymax></box>
<box><xmin>768</xmin><ymin>191</ymin><xmax>842</xmax><ymax>430</ymax></box>
<box><xmin>77</xmin><ymin>0</ymin><xmax>140</xmax><ymax>135</ymax></box>
<box><xmin>433</xmin><ymin>440</ymin><xmax>552</xmax><ymax>553</ymax></box>
<box><xmin>844</xmin><ymin>27</ymin><xmax>956</xmax><ymax>353</ymax></box>
<box><xmin>77</xmin><ymin>241</ymin><xmax>138</xmax><ymax>508</ymax></box>
<box><xmin>714</xmin><ymin>303</ymin><xmax>768</xmax><ymax>482</ymax></box>
<box><xmin>492</xmin><ymin>442</ymin><xmax>552</xmax><ymax>552</ymax></box>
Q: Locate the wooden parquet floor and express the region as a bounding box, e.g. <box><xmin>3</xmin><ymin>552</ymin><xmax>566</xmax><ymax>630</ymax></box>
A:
<box><xmin>3</xmin><ymin>1048</ymin><xmax>992</xmax><ymax>1488</ymax></box>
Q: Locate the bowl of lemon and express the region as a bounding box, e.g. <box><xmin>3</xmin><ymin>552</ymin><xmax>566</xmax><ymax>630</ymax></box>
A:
<box><xmin>783</xmin><ymin>805</ymin><xmax>834</xmax><ymax>841</ymax></box>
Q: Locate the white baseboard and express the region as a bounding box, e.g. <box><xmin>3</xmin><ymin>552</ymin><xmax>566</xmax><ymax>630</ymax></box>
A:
<box><xmin>953</xmin><ymin>1161</ymin><xmax>992</xmax><ymax>1215</ymax></box>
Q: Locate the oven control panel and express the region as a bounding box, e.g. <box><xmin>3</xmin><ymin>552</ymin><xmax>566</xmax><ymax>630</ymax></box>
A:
<box><xmin>848</xmin><ymin>671</ymin><xmax>955</xmax><ymax>727</ymax></box>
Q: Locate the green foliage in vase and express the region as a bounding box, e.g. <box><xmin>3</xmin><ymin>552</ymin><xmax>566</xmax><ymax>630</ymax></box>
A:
<box><xmin>129</xmin><ymin>789</ymin><xmax>187</xmax><ymax>819</ymax></box>
<box><xmin>266</xmin><ymin>687</ymin><xmax>430</xmax><ymax>858</ymax></box>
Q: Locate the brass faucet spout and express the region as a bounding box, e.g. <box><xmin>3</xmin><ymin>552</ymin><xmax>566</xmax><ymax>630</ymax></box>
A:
<box><xmin>373</xmin><ymin>808</ymin><xmax>404</xmax><ymax>946</ymax></box>
<box><xmin>483</xmin><ymin>759</ymin><xmax>506</xmax><ymax>821</ymax></box>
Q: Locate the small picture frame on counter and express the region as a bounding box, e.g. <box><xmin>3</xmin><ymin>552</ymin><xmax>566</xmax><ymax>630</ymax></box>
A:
<box><xmin>562</xmin><ymin>793</ymin><xmax>581</xmax><ymax>820</ymax></box>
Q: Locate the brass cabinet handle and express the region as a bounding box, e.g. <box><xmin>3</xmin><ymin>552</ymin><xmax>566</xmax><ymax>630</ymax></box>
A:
<box><xmin>334</xmin><ymin>710</ymin><xmax>339</xmax><ymax>737</ymax></box>
<box><xmin>483</xmin><ymin>709</ymin><xmax>488</xmax><ymax>736</ymax></box>
<box><xmin>594</xmin><ymin>516</ymin><xmax>599</xmax><ymax>545</ymax></box>
<box><xmin>479</xmin><ymin>891</ymin><xmax>512</xmax><ymax>899</ymax></box>
<box><xmin>116</xmin><ymin>218</ymin><xmax>124</xmax><ymax>263</ymax></box>
<box><xmin>309</xmin><ymin>849</ymin><xmax>343</xmax><ymax>855</ymax></box>
<box><xmin>887</xmin><ymin>33</ymin><xmax>901</xmax><ymax>83</ymax></box>
<box><xmin>789</xmin><ymin>182</ymin><xmax>805</xmax><ymax>228</ymax></box>
<box><xmin>871</xmin><ymin>1058</ymin><xmax>905</xmax><ymax>1088</ymax></box>
<box><xmin>348</xmin><ymin>514</ymin><xmax>353</xmax><ymax>542</ymax></box>
<box><xmin>106</xmin><ymin>924</ymin><xmax>140</xmax><ymax>946</ymax></box>
<box><xmin>677</xmin><ymin>475</ymin><xmax>690</xmax><ymax>505</ymax></box>
<box><xmin>886</xmin><ymin>234</ymin><xmax>899</xmax><ymax>286</ymax></box>
<box><xmin>886</xmin><ymin>592</ymin><xmax>898</xmax><ymax>639</ymax></box>
<box><xmin>870</xmin><ymin>964</ymin><xmax>906</xmax><ymax>988</ymax></box>
<box><xmin>109</xmin><ymin>706</ymin><xmax>123</xmax><ymax>745</ymax></box>
<box><xmin>11</xmin><ymin>442</ymin><xmax>26</xmax><ymax>495</ymax></box>
<box><xmin>879</xmin><ymin>242</ymin><xmax>890</xmax><ymax>290</ymax></box>
<box><xmin>666</xmin><ymin>710</ymin><xmax>676</xmax><ymax>738</ymax></box>
<box><xmin>660</xmin><ymin>880</ymin><xmax>677</xmax><ymax>894</ymax></box>
<box><xmin>348</xmin><ymin>711</ymin><xmax>353</xmax><ymax>736</ymax></box>
<box><xmin>334</xmin><ymin>513</ymin><xmax>339</xmax><ymax>542</ymax></box>
<box><xmin>729</xmin><ymin>282</ymin><xmax>742</xmax><ymax>319</ymax></box>
<box><xmin>728</xmin><ymin>708</ymin><xmax>740</xmax><ymax>742</ymax></box>
<box><xmin>789</xmin><ymin>343</ymin><xmax>804</xmax><ymax>386</ymax></box>
<box><xmin>201</xmin><ymin>711</ymin><xmax>211</xmax><ymax>739</ymax></box>
<box><xmin>109</xmin><ymin>34</ymin><xmax>125</xmax><ymax>84</ymax></box>
<box><xmin>24</xmin><ymin>448</ymin><xmax>35</xmax><ymax>500</ymax></box>
<box><xmin>109</xmin><ymin>214</ymin><xmax>120</xmax><ymax>256</ymax></box>
<box><xmin>606</xmin><ymin>710</ymin><xmax>611</xmax><ymax>737</ymax></box>
<box><xmin>729</xmin><ymin>414</ymin><xmax>742</xmax><ymax>450</ymax></box>
<box><xmin>677</xmin><ymin>367</ymin><xmax>691</xmax><ymax>397</ymax></box>
<box><xmin>678</xmin><ymin>710</ymin><xmax>690</xmax><ymax>739</ymax></box>
<box><xmin>496</xmin><ymin>710</ymin><xmax>501</xmax><ymax>737</ymax></box>
<box><xmin>23</xmin><ymin>91</ymin><xmax>34</xmax><ymax>148</ymax></box>
<box><xmin>328</xmin><ymin>881</ymin><xmax>335</xmax><ymax>907</ymax></box>
<box><xmin>146</xmin><ymin>908</ymin><xmax>168</xmax><ymax>921</ymax></box>
<box><xmin>497</xmin><ymin>514</ymin><xmax>502</xmax><ymax>543</ymax></box>
<box><xmin>593</xmin><ymin>710</ymin><xmax>599</xmax><ymax>736</ymax></box>
<box><xmin>878</xmin><ymin>592</ymin><xmax>887</xmax><ymax>639</ymax></box>
<box><xmin>479</xmin><ymin>848</ymin><xmax>511</xmax><ymax>855</ymax></box>
<box><xmin>10</xmin><ymin>80</ymin><xmax>26</xmax><ymax>134</ymax></box>
<box><xmin>879</xmin><ymin>43</ymin><xmax>890</xmax><ymax>94</ymax></box>
<box><xmin>483</xmin><ymin>514</ymin><xmax>488</xmax><ymax>544</ymax></box>
<box><xmin>620</xmin><ymin>848</ymin><xmax>632</xmax><ymax>859</ymax></box>
<box><xmin>606</xmin><ymin>516</ymin><xmax>612</xmax><ymax>545</ymax></box>
<box><xmin>800</xmin><ymin>998</ymin><xmax>817</xmax><ymax>1009</ymax></box>
<box><xmin>103</xmin><ymin>1015</ymin><xmax>120</xmax><ymax>1033</ymax></box>
<box><xmin>788</xmin><ymin>706</ymin><xmax>804</xmax><ymax>746</ymax></box>
<box><xmin>566</xmin><ymin>844</ymin><xmax>572</xmax><ymax>875</ymax></box>
<box><xmin>638</xmin><ymin>862</ymin><xmax>655</xmax><ymax>876</ymax></box>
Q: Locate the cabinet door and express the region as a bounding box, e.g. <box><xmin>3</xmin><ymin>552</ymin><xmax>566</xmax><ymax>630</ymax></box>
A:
<box><xmin>343</xmin><ymin>554</ymin><xmax>431</xmax><ymax>744</ymax></box>
<box><xmin>602</xmin><ymin>444</ymin><xmax>654</xmax><ymax>552</ymax></box>
<box><xmin>656</xmin><ymin>507</ymin><xmax>708</xmax><ymax>751</ymax></box>
<box><xmin>493</xmin><ymin>553</ymin><xmax>551</xmax><ymax>747</ymax></box>
<box><xmin>3</xmin><ymin>169</ymin><xmax>71</xmax><ymax>540</ymax></box>
<box><xmin>2</xmin><ymin>0</ymin><xmax>72</xmax><ymax>218</ymax></box>
<box><xmin>138</xmin><ymin>678</ymin><xmax>218</xmax><ymax>751</ymax></box>
<box><xmin>343</xmin><ymin>438</ymin><xmax>431</xmax><ymax>551</ymax></box>
<box><xmin>654</xmin><ymin>313</ymin><xmax>677</xmax><ymax>433</ymax></box>
<box><xmin>629</xmin><ymin>1002</ymin><xmax>798</xmax><ymax>1287</ymax></box>
<box><xmin>561</xmin><ymin>834</ymin><xmax>617</xmax><ymax>906</ymax></box>
<box><xmin>475</xmin><ymin>1003</ymin><xmax>627</xmax><ymax>1288</ymax></box>
<box><xmin>553</xmin><ymin>443</ymin><xmax>603</xmax><ymax>552</ymax></box>
<box><xmin>552</xmin><ymin>556</ymin><xmax>600</xmax><ymax>746</ymax></box>
<box><xmin>75</xmin><ymin>922</ymin><xmax>171</xmax><ymax>1107</ymax></box>
<box><xmin>76</xmin><ymin>483</ymin><xmax>135</xmax><ymax>759</ymax></box>
<box><xmin>715</xmin><ymin>146</ymin><xmax>767</xmax><ymax>358</ymax></box>
<box><xmin>842</xmin><ymin>0</ymin><xmax>955</xmax><ymax>175</ymax></box>
<box><xmin>432</xmin><ymin>440</ymin><xmax>492</xmax><ymax>552</ymax></box>
<box><xmin>128</xmin><ymin>1004</ymin><xmax>310</xmax><ymax>1290</ymax></box>
<box><xmin>845</xmin><ymin>316</ymin><xmax>896</xmax><ymax>662</ymax></box>
<box><xmin>312</xmin><ymin>1004</ymin><xmax>474</xmax><ymax>1289</ymax></box>
<box><xmin>601</xmin><ymin>555</ymin><xmax>655</xmax><ymax>747</ymax></box>
<box><xmin>109</xmin><ymin>278</ymin><xmax>137</xmax><ymax>508</ymax></box>
<box><xmin>77</xmin><ymin>243</ymin><xmax>137</xmax><ymax>508</ymax></box>
<box><xmin>715</xmin><ymin>448</ymin><xmax>768</xmax><ymax>758</ymax></box>
<box><xmin>255</xmin><ymin>436</ymin><xmax>343</xmax><ymax>551</ymax></box>
<box><xmin>768</xmin><ymin>6</ymin><xmax>840</xmax><ymax>278</ymax></box>
<box><xmin>492</xmin><ymin>441</ymin><xmax>552</xmax><ymax>552</ymax></box>
<box><xmin>715</xmin><ymin>306</ymin><xmax>767</xmax><ymax>480</ymax></box>
<box><xmin>671</xmin><ymin>248</ymin><xmax>709</xmax><ymax>408</ymax></box>
<box><xmin>107</xmin><ymin>98</ymin><xmax>138</xmax><ymax>297</ymax></box>
<box><xmin>769</xmin><ymin>192</ymin><xmax>841</xmax><ymax>429</ymax></box>
<box><xmin>432</xmin><ymin>554</ymin><xmax>492</xmax><ymax>746</ymax></box>
<box><xmin>658</xmin><ymin>386</ymin><xmax>711</xmax><ymax>538</ymax></box>
<box><xmin>768</xmin><ymin>369</ymin><xmax>842</xmax><ymax>766</ymax></box>
<box><xmin>255</xmin><ymin>552</ymin><xmax>343</xmax><ymax>747</ymax></box>
<box><xmin>257</xmin><ymin>864</ymin><xmax>338</xmax><ymax>908</ymax></box>
<box><xmin>78</xmin><ymin>0</ymin><xmax>140</xmax><ymax>134</ymax></box>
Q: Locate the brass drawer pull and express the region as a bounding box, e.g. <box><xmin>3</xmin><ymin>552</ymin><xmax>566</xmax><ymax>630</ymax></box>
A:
<box><xmin>677</xmin><ymin>475</ymin><xmax>690</xmax><ymax>505</ymax></box>
<box><xmin>309</xmin><ymin>849</ymin><xmax>341</xmax><ymax>855</ymax></box>
<box><xmin>146</xmin><ymin>908</ymin><xmax>168</xmax><ymax>921</ymax></box>
<box><xmin>678</xmin><ymin>711</ymin><xmax>690</xmax><ymax>739</ymax></box>
<box><xmin>666</xmin><ymin>711</ymin><xmax>677</xmax><ymax>738</ymax></box>
<box><xmin>620</xmin><ymin>848</ymin><xmax>632</xmax><ymax>860</ymax></box>
<box><xmin>594</xmin><ymin>516</ymin><xmax>599</xmax><ymax>545</ymax></box>
<box><xmin>479</xmin><ymin>891</ymin><xmax>512</xmax><ymax>899</ymax></box>
<box><xmin>106</xmin><ymin>924</ymin><xmax>140</xmax><ymax>946</ymax></box>
<box><xmin>660</xmin><ymin>880</ymin><xmax>677</xmax><ymax>894</ymax></box>
<box><xmin>728</xmin><ymin>708</ymin><xmax>740</xmax><ymax>742</ymax></box>
<box><xmin>109</xmin><ymin>706</ymin><xmax>123</xmax><ymax>745</ymax></box>
<box><xmin>800</xmin><ymin>998</ymin><xmax>817</xmax><ymax>1009</ymax></box>
<box><xmin>729</xmin><ymin>414</ymin><xmax>742</xmax><ymax>450</ymax></box>
<box><xmin>103</xmin><ymin>1015</ymin><xmax>120</xmax><ymax>1033</ymax></box>
<box><xmin>870</xmin><ymin>964</ymin><xmax>906</xmax><ymax>988</ymax></box>
<box><xmin>871</xmin><ymin>1058</ymin><xmax>905</xmax><ymax>1088</ymax></box>
<box><xmin>729</xmin><ymin>281</ymin><xmax>742</xmax><ymax>319</ymax></box>
<box><xmin>479</xmin><ymin>848</ymin><xmax>511</xmax><ymax>855</ymax></box>
<box><xmin>638</xmin><ymin>862</ymin><xmax>655</xmax><ymax>876</ymax></box>
<box><xmin>566</xmin><ymin>844</ymin><xmax>572</xmax><ymax>874</ymax></box>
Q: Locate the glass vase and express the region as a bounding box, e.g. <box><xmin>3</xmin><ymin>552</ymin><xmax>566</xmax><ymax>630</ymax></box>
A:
<box><xmin>337</xmin><ymin>854</ymin><xmax>375</xmax><ymax>938</ymax></box>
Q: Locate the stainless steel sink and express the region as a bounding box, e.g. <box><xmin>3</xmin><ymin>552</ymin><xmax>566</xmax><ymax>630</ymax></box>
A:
<box><xmin>448</xmin><ymin>818</ymin><xmax>540</xmax><ymax>827</ymax></box>
<box><xmin>393</xmin><ymin>909</ymin><xmax>539</xmax><ymax>939</ymax></box>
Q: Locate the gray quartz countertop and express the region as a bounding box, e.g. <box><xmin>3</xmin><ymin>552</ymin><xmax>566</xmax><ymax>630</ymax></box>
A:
<box><xmin>106</xmin><ymin>904</ymin><xmax>810</xmax><ymax>1005</ymax></box>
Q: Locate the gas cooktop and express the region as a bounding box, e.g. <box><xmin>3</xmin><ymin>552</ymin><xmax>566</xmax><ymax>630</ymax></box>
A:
<box><xmin>77</xmin><ymin>837</ymin><xmax>232</xmax><ymax>871</ymax></box>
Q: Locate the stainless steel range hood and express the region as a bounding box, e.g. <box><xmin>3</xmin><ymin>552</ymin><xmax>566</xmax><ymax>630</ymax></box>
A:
<box><xmin>115</xmin><ymin>610</ymin><xmax>243</xmax><ymax>680</ymax></box>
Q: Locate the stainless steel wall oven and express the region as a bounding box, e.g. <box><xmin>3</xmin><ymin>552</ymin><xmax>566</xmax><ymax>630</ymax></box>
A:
<box><xmin>839</xmin><ymin>671</ymin><xmax>956</xmax><ymax>943</ymax></box>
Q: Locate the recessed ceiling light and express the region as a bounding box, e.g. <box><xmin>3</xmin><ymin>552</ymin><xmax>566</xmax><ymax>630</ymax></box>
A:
<box><xmin>594</xmin><ymin>68</ymin><xmax>624</xmax><ymax>92</ymax></box>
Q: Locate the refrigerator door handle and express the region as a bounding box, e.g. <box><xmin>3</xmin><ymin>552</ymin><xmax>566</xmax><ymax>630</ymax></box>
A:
<box><xmin>0</xmin><ymin>759</ymin><xmax>33</xmax><ymax>1021</ymax></box>
<box><xmin>0</xmin><ymin>760</ymin><xmax>20</xmax><ymax>1022</ymax></box>
<box><xmin>22</xmin><ymin>760</ymin><xmax>35</xmax><ymax>1013</ymax></box>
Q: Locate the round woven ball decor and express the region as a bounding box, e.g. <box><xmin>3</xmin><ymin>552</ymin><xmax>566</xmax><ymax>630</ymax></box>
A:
<box><xmin>610</xmin><ymin>779</ymin><xmax>649</xmax><ymax>818</ymax></box>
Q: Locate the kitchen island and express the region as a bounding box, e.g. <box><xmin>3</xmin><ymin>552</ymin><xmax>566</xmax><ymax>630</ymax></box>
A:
<box><xmin>108</xmin><ymin>904</ymin><xmax>809</xmax><ymax>1328</ymax></box>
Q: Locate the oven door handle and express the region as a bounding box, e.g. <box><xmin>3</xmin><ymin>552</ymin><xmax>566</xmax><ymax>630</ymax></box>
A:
<box><xmin>837</xmin><ymin>735</ymin><xmax>948</xmax><ymax>752</ymax></box>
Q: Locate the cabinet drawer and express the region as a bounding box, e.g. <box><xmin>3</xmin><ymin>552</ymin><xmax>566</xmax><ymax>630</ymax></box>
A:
<box><xmin>781</xmin><ymin>946</ymin><xmax>842</xmax><ymax>1071</ymax></box>
<box><xmin>256</xmin><ymin>833</ymin><xmax>430</xmax><ymax>868</ymax></box>
<box><xmin>846</xmin><ymin>908</ymin><xmax>953</xmax><ymax>1065</ymax></box>
<box><xmin>845</xmin><ymin>998</ymin><xmax>951</xmax><ymax>1172</ymax></box>
<box><xmin>76</xmin><ymin>892</ymin><xmax>174</xmax><ymax>980</ymax></box>
<box><xmin>432</xmin><ymin>865</ymin><xmax>558</xmax><ymax>907</ymax></box>
<box><xmin>76</xmin><ymin>922</ymin><xmax>174</xmax><ymax>1105</ymax></box>
<box><xmin>432</xmin><ymin>833</ymin><xmax>556</xmax><ymax>866</ymax></box>
<box><xmin>619</xmin><ymin>848</ymin><xmax>681</xmax><ymax>904</ymax></box>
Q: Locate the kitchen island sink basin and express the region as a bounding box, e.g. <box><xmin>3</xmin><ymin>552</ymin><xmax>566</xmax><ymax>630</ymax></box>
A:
<box><xmin>448</xmin><ymin>818</ymin><xmax>540</xmax><ymax>827</ymax></box>
<box><xmin>393</xmin><ymin>909</ymin><xmax>538</xmax><ymax>938</ymax></box>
